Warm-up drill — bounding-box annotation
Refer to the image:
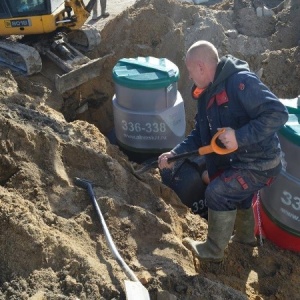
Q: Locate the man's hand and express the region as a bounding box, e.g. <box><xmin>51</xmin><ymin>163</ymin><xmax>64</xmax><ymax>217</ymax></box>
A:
<box><xmin>158</xmin><ymin>151</ymin><xmax>175</xmax><ymax>169</ymax></box>
<box><xmin>217</xmin><ymin>127</ymin><xmax>238</xmax><ymax>150</ymax></box>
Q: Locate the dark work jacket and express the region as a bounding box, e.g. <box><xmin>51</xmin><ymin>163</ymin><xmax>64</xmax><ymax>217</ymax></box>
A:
<box><xmin>172</xmin><ymin>55</ymin><xmax>289</xmax><ymax>178</ymax></box>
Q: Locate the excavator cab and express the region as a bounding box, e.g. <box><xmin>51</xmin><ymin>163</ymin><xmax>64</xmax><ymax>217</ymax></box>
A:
<box><xmin>10</xmin><ymin>0</ymin><xmax>48</xmax><ymax>15</ymax></box>
<box><xmin>0</xmin><ymin>0</ymin><xmax>105</xmax><ymax>94</ymax></box>
<box><xmin>0</xmin><ymin>0</ymin><xmax>49</xmax><ymax>18</ymax></box>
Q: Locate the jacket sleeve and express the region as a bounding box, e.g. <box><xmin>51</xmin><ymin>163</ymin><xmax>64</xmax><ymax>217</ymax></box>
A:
<box><xmin>232</xmin><ymin>72</ymin><xmax>289</xmax><ymax>147</ymax></box>
<box><xmin>171</xmin><ymin>115</ymin><xmax>203</xmax><ymax>155</ymax></box>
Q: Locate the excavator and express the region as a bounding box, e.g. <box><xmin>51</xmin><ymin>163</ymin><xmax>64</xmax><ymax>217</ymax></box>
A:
<box><xmin>0</xmin><ymin>0</ymin><xmax>105</xmax><ymax>93</ymax></box>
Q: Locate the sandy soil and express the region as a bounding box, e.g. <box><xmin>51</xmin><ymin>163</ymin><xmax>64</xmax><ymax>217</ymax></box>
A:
<box><xmin>0</xmin><ymin>0</ymin><xmax>300</xmax><ymax>299</ymax></box>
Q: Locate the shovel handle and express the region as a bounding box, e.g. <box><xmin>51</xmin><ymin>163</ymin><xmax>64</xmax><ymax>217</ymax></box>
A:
<box><xmin>134</xmin><ymin>128</ymin><xmax>237</xmax><ymax>175</ymax></box>
<box><xmin>167</xmin><ymin>150</ymin><xmax>199</xmax><ymax>163</ymax></box>
<box><xmin>74</xmin><ymin>177</ymin><xmax>140</xmax><ymax>283</ymax></box>
<box><xmin>198</xmin><ymin>128</ymin><xmax>237</xmax><ymax>155</ymax></box>
<box><xmin>168</xmin><ymin>128</ymin><xmax>236</xmax><ymax>160</ymax></box>
<box><xmin>134</xmin><ymin>151</ymin><xmax>199</xmax><ymax>175</ymax></box>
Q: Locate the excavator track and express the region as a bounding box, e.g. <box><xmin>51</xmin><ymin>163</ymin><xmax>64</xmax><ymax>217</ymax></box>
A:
<box><xmin>0</xmin><ymin>40</ymin><xmax>42</xmax><ymax>75</ymax></box>
<box><xmin>0</xmin><ymin>26</ymin><xmax>103</xmax><ymax>94</ymax></box>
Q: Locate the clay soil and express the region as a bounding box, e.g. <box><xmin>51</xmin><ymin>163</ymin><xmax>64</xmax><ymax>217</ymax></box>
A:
<box><xmin>1</xmin><ymin>0</ymin><xmax>300</xmax><ymax>299</ymax></box>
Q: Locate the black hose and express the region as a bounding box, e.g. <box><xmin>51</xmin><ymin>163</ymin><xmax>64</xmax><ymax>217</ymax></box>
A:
<box><xmin>74</xmin><ymin>177</ymin><xmax>140</xmax><ymax>282</ymax></box>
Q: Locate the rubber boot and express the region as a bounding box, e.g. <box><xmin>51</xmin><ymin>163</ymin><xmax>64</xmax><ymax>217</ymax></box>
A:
<box><xmin>231</xmin><ymin>207</ymin><xmax>257</xmax><ymax>246</ymax></box>
<box><xmin>183</xmin><ymin>209</ymin><xmax>237</xmax><ymax>262</ymax></box>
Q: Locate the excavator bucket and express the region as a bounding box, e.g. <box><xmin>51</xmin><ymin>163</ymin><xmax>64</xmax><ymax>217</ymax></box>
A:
<box><xmin>55</xmin><ymin>54</ymin><xmax>110</xmax><ymax>94</ymax></box>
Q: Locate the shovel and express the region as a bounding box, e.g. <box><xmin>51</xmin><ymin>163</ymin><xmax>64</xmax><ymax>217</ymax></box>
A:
<box><xmin>74</xmin><ymin>177</ymin><xmax>150</xmax><ymax>300</ymax></box>
<box><xmin>134</xmin><ymin>128</ymin><xmax>237</xmax><ymax>175</ymax></box>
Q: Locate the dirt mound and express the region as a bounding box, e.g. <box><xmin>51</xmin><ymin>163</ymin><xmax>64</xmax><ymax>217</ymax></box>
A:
<box><xmin>1</xmin><ymin>0</ymin><xmax>300</xmax><ymax>299</ymax></box>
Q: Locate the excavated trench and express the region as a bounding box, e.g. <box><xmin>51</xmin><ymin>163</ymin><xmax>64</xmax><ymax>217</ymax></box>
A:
<box><xmin>62</xmin><ymin>0</ymin><xmax>300</xmax><ymax>153</ymax></box>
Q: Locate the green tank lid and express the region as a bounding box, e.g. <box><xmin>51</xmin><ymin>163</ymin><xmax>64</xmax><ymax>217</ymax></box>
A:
<box><xmin>112</xmin><ymin>56</ymin><xmax>179</xmax><ymax>89</ymax></box>
<box><xmin>279</xmin><ymin>114</ymin><xmax>300</xmax><ymax>147</ymax></box>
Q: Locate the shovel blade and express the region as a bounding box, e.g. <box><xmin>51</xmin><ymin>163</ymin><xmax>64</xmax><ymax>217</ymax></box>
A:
<box><xmin>124</xmin><ymin>280</ymin><xmax>150</xmax><ymax>300</ymax></box>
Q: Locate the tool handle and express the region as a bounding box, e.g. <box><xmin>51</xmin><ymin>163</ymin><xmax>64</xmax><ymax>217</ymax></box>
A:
<box><xmin>167</xmin><ymin>128</ymin><xmax>231</xmax><ymax>160</ymax></box>
<box><xmin>74</xmin><ymin>177</ymin><xmax>140</xmax><ymax>283</ymax></box>
<box><xmin>198</xmin><ymin>145</ymin><xmax>213</xmax><ymax>155</ymax></box>
<box><xmin>134</xmin><ymin>128</ymin><xmax>237</xmax><ymax>175</ymax></box>
<box><xmin>199</xmin><ymin>128</ymin><xmax>237</xmax><ymax>155</ymax></box>
<box><xmin>167</xmin><ymin>150</ymin><xmax>199</xmax><ymax>163</ymax></box>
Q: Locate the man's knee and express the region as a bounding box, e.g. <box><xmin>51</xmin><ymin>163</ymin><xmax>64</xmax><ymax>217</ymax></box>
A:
<box><xmin>205</xmin><ymin>180</ymin><xmax>229</xmax><ymax>210</ymax></box>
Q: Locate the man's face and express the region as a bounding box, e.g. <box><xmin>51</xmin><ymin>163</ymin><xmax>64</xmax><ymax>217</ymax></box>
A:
<box><xmin>185</xmin><ymin>56</ymin><xmax>207</xmax><ymax>89</ymax></box>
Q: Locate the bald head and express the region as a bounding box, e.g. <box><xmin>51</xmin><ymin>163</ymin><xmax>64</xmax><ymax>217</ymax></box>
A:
<box><xmin>185</xmin><ymin>41</ymin><xmax>219</xmax><ymax>88</ymax></box>
<box><xmin>186</xmin><ymin>41</ymin><xmax>219</xmax><ymax>65</ymax></box>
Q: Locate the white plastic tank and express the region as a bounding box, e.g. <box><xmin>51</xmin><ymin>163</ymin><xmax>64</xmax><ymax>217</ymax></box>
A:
<box><xmin>112</xmin><ymin>56</ymin><xmax>186</xmax><ymax>153</ymax></box>
<box><xmin>261</xmin><ymin>112</ymin><xmax>300</xmax><ymax>237</ymax></box>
